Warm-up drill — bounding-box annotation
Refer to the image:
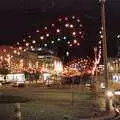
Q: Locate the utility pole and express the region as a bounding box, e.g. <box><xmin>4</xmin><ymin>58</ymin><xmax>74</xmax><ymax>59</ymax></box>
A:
<box><xmin>99</xmin><ymin>0</ymin><xmax>110</xmax><ymax>111</ymax></box>
<box><xmin>94</xmin><ymin>47</ymin><xmax>99</xmax><ymax>95</ymax></box>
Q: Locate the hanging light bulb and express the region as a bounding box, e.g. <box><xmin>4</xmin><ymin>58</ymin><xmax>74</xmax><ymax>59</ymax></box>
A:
<box><xmin>77</xmin><ymin>43</ymin><xmax>80</xmax><ymax>46</ymax></box>
<box><xmin>80</xmin><ymin>24</ymin><xmax>83</xmax><ymax>27</ymax></box>
<box><xmin>19</xmin><ymin>47</ymin><xmax>22</xmax><ymax>50</ymax></box>
<box><xmin>28</xmin><ymin>35</ymin><xmax>31</xmax><ymax>38</ymax></box>
<box><xmin>58</xmin><ymin>18</ymin><xmax>62</xmax><ymax>22</ymax></box>
<box><xmin>30</xmin><ymin>46</ymin><xmax>33</xmax><ymax>49</ymax></box>
<box><xmin>66</xmin><ymin>51</ymin><xmax>69</xmax><ymax>56</ymax></box>
<box><xmin>52</xmin><ymin>24</ymin><xmax>55</xmax><ymax>27</ymax></box>
<box><xmin>67</xmin><ymin>41</ymin><xmax>70</xmax><ymax>44</ymax></box>
<box><xmin>77</xmin><ymin>19</ymin><xmax>80</xmax><ymax>22</ymax></box>
<box><xmin>70</xmin><ymin>44</ymin><xmax>72</xmax><ymax>47</ymax></box>
<box><xmin>73</xmin><ymin>39</ymin><xmax>77</xmax><ymax>44</ymax></box>
<box><xmin>17</xmin><ymin>52</ymin><xmax>20</xmax><ymax>55</ymax></box>
<box><xmin>23</xmin><ymin>39</ymin><xmax>26</xmax><ymax>42</ymax></box>
<box><xmin>65</xmin><ymin>17</ymin><xmax>68</xmax><ymax>21</ymax></box>
<box><xmin>44</xmin><ymin>26</ymin><xmax>47</xmax><ymax>30</ymax></box>
<box><xmin>13</xmin><ymin>50</ymin><xmax>17</xmax><ymax>54</ymax></box>
<box><xmin>117</xmin><ymin>34</ymin><xmax>120</xmax><ymax>38</ymax></box>
<box><xmin>26</xmin><ymin>43</ymin><xmax>29</xmax><ymax>46</ymax></box>
<box><xmin>56</xmin><ymin>29</ymin><xmax>60</xmax><ymax>33</ymax></box>
<box><xmin>51</xmin><ymin>41</ymin><xmax>54</xmax><ymax>44</ymax></box>
<box><xmin>65</xmin><ymin>23</ymin><xmax>69</xmax><ymax>27</ymax></box>
<box><xmin>72</xmin><ymin>32</ymin><xmax>76</xmax><ymax>36</ymax></box>
<box><xmin>46</xmin><ymin>33</ymin><xmax>49</xmax><ymax>37</ymax></box>
<box><xmin>57</xmin><ymin>38</ymin><xmax>61</xmax><ymax>41</ymax></box>
<box><xmin>44</xmin><ymin>44</ymin><xmax>47</xmax><ymax>47</ymax></box>
<box><xmin>36</xmin><ymin>29</ymin><xmax>40</xmax><ymax>33</ymax></box>
<box><xmin>70</xmin><ymin>24</ymin><xmax>73</xmax><ymax>28</ymax></box>
<box><xmin>17</xmin><ymin>42</ymin><xmax>20</xmax><ymax>45</ymax></box>
<box><xmin>40</xmin><ymin>36</ymin><xmax>44</xmax><ymax>40</ymax></box>
<box><xmin>63</xmin><ymin>36</ymin><xmax>67</xmax><ymax>40</ymax></box>
<box><xmin>32</xmin><ymin>40</ymin><xmax>36</xmax><ymax>44</ymax></box>
<box><xmin>72</xmin><ymin>16</ymin><xmax>75</xmax><ymax>19</ymax></box>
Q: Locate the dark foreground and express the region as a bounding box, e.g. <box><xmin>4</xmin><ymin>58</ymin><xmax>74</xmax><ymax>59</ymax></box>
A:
<box><xmin>0</xmin><ymin>86</ymin><xmax>113</xmax><ymax>120</ymax></box>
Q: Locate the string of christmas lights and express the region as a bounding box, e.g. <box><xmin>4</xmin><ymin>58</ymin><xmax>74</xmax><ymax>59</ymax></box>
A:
<box><xmin>14</xmin><ymin>16</ymin><xmax>85</xmax><ymax>56</ymax></box>
<box><xmin>8</xmin><ymin>16</ymin><xmax>102</xmax><ymax>76</ymax></box>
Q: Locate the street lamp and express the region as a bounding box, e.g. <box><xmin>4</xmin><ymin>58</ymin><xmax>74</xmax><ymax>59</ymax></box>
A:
<box><xmin>99</xmin><ymin>0</ymin><xmax>110</xmax><ymax>111</ymax></box>
<box><xmin>94</xmin><ymin>47</ymin><xmax>99</xmax><ymax>95</ymax></box>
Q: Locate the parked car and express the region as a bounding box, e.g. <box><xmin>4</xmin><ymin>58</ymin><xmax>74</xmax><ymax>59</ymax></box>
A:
<box><xmin>11</xmin><ymin>81</ymin><xmax>25</xmax><ymax>87</ymax></box>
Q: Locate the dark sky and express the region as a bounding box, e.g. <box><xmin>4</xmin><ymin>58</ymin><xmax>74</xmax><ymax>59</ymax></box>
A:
<box><xmin>0</xmin><ymin>0</ymin><xmax>120</xmax><ymax>57</ymax></box>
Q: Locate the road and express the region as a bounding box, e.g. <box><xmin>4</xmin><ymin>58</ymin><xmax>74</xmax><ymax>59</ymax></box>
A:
<box><xmin>0</xmin><ymin>86</ymin><xmax>116</xmax><ymax>120</ymax></box>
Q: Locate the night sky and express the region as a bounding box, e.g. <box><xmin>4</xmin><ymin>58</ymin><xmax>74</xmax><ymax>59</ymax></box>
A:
<box><xmin>0</xmin><ymin>0</ymin><xmax>120</xmax><ymax>57</ymax></box>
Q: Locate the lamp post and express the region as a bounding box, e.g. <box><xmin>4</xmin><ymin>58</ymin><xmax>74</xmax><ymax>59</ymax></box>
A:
<box><xmin>99</xmin><ymin>0</ymin><xmax>110</xmax><ymax>111</ymax></box>
<box><xmin>94</xmin><ymin>47</ymin><xmax>99</xmax><ymax>95</ymax></box>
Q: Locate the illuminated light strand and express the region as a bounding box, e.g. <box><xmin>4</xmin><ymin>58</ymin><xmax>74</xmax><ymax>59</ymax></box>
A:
<box><xmin>15</xmin><ymin>16</ymin><xmax>85</xmax><ymax>56</ymax></box>
<box><xmin>63</xmin><ymin>57</ymin><xmax>94</xmax><ymax>76</ymax></box>
<box><xmin>13</xmin><ymin>16</ymin><xmax>102</xmax><ymax>75</ymax></box>
<box><xmin>92</xmin><ymin>27</ymin><xmax>103</xmax><ymax>75</ymax></box>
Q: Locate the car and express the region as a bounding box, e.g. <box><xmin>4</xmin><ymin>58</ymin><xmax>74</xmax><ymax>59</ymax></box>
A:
<box><xmin>11</xmin><ymin>81</ymin><xmax>25</xmax><ymax>87</ymax></box>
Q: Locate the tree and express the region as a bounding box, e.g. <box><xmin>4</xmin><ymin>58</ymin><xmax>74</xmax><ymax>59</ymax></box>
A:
<box><xmin>35</xmin><ymin>71</ymin><xmax>40</xmax><ymax>83</ymax></box>
<box><xmin>0</xmin><ymin>68</ymin><xmax>10</xmax><ymax>86</ymax></box>
<box><xmin>24</xmin><ymin>71</ymin><xmax>29</xmax><ymax>81</ymax></box>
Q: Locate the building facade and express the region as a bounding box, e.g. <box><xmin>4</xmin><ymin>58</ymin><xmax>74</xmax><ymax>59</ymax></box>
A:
<box><xmin>0</xmin><ymin>46</ymin><xmax>63</xmax><ymax>85</ymax></box>
<box><xmin>98</xmin><ymin>58</ymin><xmax>120</xmax><ymax>90</ymax></box>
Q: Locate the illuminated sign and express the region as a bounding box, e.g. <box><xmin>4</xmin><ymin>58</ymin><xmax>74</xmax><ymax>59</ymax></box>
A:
<box><xmin>114</xmin><ymin>91</ymin><xmax>120</xmax><ymax>95</ymax></box>
<box><xmin>6</xmin><ymin>74</ymin><xmax>25</xmax><ymax>83</ymax></box>
<box><xmin>112</xmin><ymin>74</ymin><xmax>120</xmax><ymax>83</ymax></box>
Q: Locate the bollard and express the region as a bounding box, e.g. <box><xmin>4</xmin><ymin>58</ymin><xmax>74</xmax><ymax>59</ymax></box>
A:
<box><xmin>63</xmin><ymin>115</ymin><xmax>71</xmax><ymax>120</ymax></box>
<box><xmin>14</xmin><ymin>103</ymin><xmax>21</xmax><ymax>120</ymax></box>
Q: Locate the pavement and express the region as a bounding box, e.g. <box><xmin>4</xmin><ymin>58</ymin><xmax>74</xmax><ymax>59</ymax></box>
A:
<box><xmin>78</xmin><ymin>110</ymin><xmax>119</xmax><ymax>120</ymax></box>
<box><xmin>87</xmin><ymin>111</ymin><xmax>116</xmax><ymax>120</ymax></box>
<box><xmin>0</xmin><ymin>87</ymin><xmax>119</xmax><ymax>120</ymax></box>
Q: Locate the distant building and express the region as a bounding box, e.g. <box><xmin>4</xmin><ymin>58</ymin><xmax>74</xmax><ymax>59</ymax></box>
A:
<box><xmin>0</xmin><ymin>46</ymin><xmax>63</xmax><ymax>85</ymax></box>
<box><xmin>98</xmin><ymin>57</ymin><xmax>120</xmax><ymax>90</ymax></box>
